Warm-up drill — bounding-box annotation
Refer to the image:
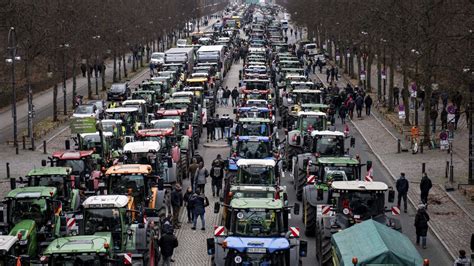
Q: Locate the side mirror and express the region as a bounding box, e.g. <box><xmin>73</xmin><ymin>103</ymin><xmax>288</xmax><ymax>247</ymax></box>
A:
<box><xmin>214</xmin><ymin>202</ymin><xmax>220</xmax><ymax>214</ymax></box>
<box><xmin>207</xmin><ymin>238</ymin><xmax>215</xmax><ymax>255</ymax></box>
<box><xmin>6</xmin><ymin>180</ymin><xmax>15</xmax><ymax>195</ymax></box>
<box><xmin>293</xmin><ymin>203</ymin><xmax>300</xmax><ymax>215</ymax></box>
<box><xmin>350</xmin><ymin>136</ymin><xmax>355</xmax><ymax>147</ymax></box>
<box><xmin>65</xmin><ymin>139</ymin><xmax>71</xmax><ymax>150</ymax></box>
<box><xmin>41</xmin><ymin>159</ymin><xmax>47</xmax><ymax>167</ymax></box>
<box><xmin>157</xmin><ymin>178</ymin><xmax>164</xmax><ymax>190</ymax></box>
<box><xmin>388</xmin><ymin>187</ymin><xmax>395</xmax><ymax>203</ymax></box>
<box><xmin>299</xmin><ymin>240</ymin><xmax>308</xmax><ymax>257</ymax></box>
<box><xmin>167</xmin><ymin>157</ymin><xmax>173</xmax><ymax>168</ymax></box>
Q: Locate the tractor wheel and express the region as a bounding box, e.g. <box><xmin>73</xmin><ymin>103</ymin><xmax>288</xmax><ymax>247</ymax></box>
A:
<box><xmin>280</xmin><ymin>107</ymin><xmax>288</xmax><ymax>127</ymax></box>
<box><xmin>304</xmin><ymin>200</ymin><xmax>316</xmax><ymax>237</ymax></box>
<box><xmin>316</xmin><ymin>222</ymin><xmax>333</xmax><ymax>266</ymax></box>
<box><xmin>295</xmin><ymin>166</ymin><xmax>306</xmax><ymax>201</ymax></box>
<box><xmin>180</xmin><ymin>152</ymin><xmax>189</xmax><ymax>181</ymax></box>
<box><xmin>286</xmin><ymin>145</ymin><xmax>302</xmax><ymax>172</ymax></box>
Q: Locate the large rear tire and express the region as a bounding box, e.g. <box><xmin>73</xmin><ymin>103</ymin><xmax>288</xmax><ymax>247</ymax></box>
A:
<box><xmin>296</xmin><ymin>168</ymin><xmax>306</xmax><ymax>201</ymax></box>
<box><xmin>304</xmin><ymin>200</ymin><xmax>316</xmax><ymax>236</ymax></box>
<box><xmin>316</xmin><ymin>221</ymin><xmax>333</xmax><ymax>266</ymax></box>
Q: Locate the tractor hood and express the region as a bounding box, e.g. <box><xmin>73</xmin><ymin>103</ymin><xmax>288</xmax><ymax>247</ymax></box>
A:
<box><xmin>228</xmin><ymin>157</ymin><xmax>274</xmax><ymax>171</ymax></box>
<box><xmin>224</xmin><ymin>236</ymin><xmax>290</xmax><ymax>253</ymax></box>
<box><xmin>9</xmin><ymin>219</ymin><xmax>35</xmax><ymax>242</ymax></box>
<box><xmin>43</xmin><ymin>233</ymin><xmax>112</xmax><ymax>255</ymax></box>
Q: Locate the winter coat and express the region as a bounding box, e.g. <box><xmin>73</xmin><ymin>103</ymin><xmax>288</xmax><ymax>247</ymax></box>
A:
<box><xmin>190</xmin><ymin>193</ymin><xmax>208</xmax><ymax>215</ymax></box>
<box><xmin>396</xmin><ymin>176</ymin><xmax>409</xmax><ymax>194</ymax></box>
<box><xmin>158</xmin><ymin>233</ymin><xmax>178</xmax><ymax>257</ymax></box>
<box><xmin>364</xmin><ymin>96</ymin><xmax>373</xmax><ymax>107</ymax></box>
<box><xmin>231</xmin><ymin>89</ymin><xmax>239</xmax><ymax>99</ymax></box>
<box><xmin>355</xmin><ymin>96</ymin><xmax>364</xmax><ymax>109</ymax></box>
<box><xmin>183</xmin><ymin>190</ymin><xmax>193</xmax><ymax>207</ymax></box>
<box><xmin>414</xmin><ymin>209</ymin><xmax>430</xmax><ymax>236</ymax></box>
<box><xmin>430</xmin><ymin>109</ymin><xmax>438</xmax><ymax>120</ymax></box>
<box><xmin>420</xmin><ymin>176</ymin><xmax>432</xmax><ymax>194</ymax></box>
<box><xmin>195</xmin><ymin>167</ymin><xmax>209</xmax><ymax>185</ymax></box>
<box><xmin>171</xmin><ymin>189</ymin><xmax>183</xmax><ymax>207</ymax></box>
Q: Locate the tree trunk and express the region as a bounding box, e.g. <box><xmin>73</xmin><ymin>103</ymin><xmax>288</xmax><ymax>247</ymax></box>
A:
<box><xmin>402</xmin><ymin>68</ymin><xmax>411</xmax><ymax>126</ymax></box>
<box><xmin>118</xmin><ymin>55</ymin><xmax>122</xmax><ymax>81</ymax></box>
<box><xmin>388</xmin><ymin>52</ymin><xmax>395</xmax><ymax>112</ymax></box>
<box><xmin>113</xmin><ymin>51</ymin><xmax>117</xmax><ymax>82</ymax></box>
<box><xmin>377</xmin><ymin>48</ymin><xmax>382</xmax><ymax>101</ymax></box>
<box><xmin>132</xmin><ymin>51</ymin><xmax>136</xmax><ymax>72</ymax></box>
<box><xmin>86</xmin><ymin>58</ymin><xmax>92</xmax><ymax>99</ymax></box>
<box><xmin>101</xmin><ymin>61</ymin><xmax>106</xmax><ymax>91</ymax></box>
<box><xmin>53</xmin><ymin>84</ymin><xmax>58</xmax><ymax>121</ymax></box>
<box><xmin>72</xmin><ymin>57</ymin><xmax>77</xmax><ymax>107</ymax></box>
<box><xmin>350</xmin><ymin>50</ymin><xmax>355</xmax><ymax>78</ymax></box>
<box><xmin>357</xmin><ymin>53</ymin><xmax>362</xmax><ymax>86</ymax></box>
<box><xmin>367</xmin><ymin>52</ymin><xmax>373</xmax><ymax>92</ymax></box>
<box><xmin>123</xmin><ymin>54</ymin><xmax>128</xmax><ymax>78</ymax></box>
<box><xmin>423</xmin><ymin>70</ymin><xmax>433</xmax><ymax>145</ymax></box>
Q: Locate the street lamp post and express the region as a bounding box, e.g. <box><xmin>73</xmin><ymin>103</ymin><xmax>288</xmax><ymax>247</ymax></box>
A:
<box><xmin>92</xmin><ymin>35</ymin><xmax>101</xmax><ymax>95</ymax></box>
<box><xmin>381</xmin><ymin>38</ymin><xmax>387</xmax><ymax>104</ymax></box>
<box><xmin>6</xmin><ymin>27</ymin><xmax>21</xmax><ymax>155</ymax></box>
<box><xmin>411</xmin><ymin>49</ymin><xmax>421</xmax><ymax>126</ymax></box>
<box><xmin>59</xmin><ymin>43</ymin><xmax>70</xmax><ymax>115</ymax></box>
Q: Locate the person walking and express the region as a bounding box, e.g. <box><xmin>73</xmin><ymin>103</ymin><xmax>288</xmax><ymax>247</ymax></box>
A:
<box><xmin>190</xmin><ymin>188</ymin><xmax>209</xmax><ymax>230</ymax></box>
<box><xmin>420</xmin><ymin>172</ymin><xmax>432</xmax><ymax>207</ymax></box>
<box><xmin>335</xmin><ymin>67</ymin><xmax>339</xmax><ymax>81</ymax></box>
<box><xmin>330</xmin><ymin>67</ymin><xmax>336</xmax><ymax>82</ymax></box>
<box><xmin>414</xmin><ymin>204</ymin><xmax>430</xmax><ymax>249</ymax></box>
<box><xmin>339</xmin><ymin>105</ymin><xmax>347</xmax><ymax>124</ymax></box>
<box><xmin>183</xmin><ymin>186</ymin><xmax>194</xmax><ymax>223</ymax></box>
<box><xmin>454</xmin><ymin>108</ymin><xmax>461</xmax><ymax>130</ymax></box>
<box><xmin>364</xmin><ymin>94</ymin><xmax>373</xmax><ymax>116</ymax></box>
<box><xmin>393</xmin><ymin>86</ymin><xmax>400</xmax><ymax>106</ymax></box>
<box><xmin>158</xmin><ymin>230</ymin><xmax>178</xmax><ymax>266</ymax></box>
<box><xmin>218</xmin><ymin>115</ymin><xmax>226</xmax><ymax>140</ymax></box>
<box><xmin>313</xmin><ymin>58</ymin><xmax>319</xmax><ymax>74</ymax></box>
<box><xmin>194</xmin><ymin>162</ymin><xmax>209</xmax><ymax>194</ymax></box>
<box><xmin>170</xmin><ymin>184</ymin><xmax>183</xmax><ymax>229</ymax></box>
<box><xmin>231</xmin><ymin>87</ymin><xmax>239</xmax><ymax>107</ymax></box>
<box><xmin>214</xmin><ymin>114</ymin><xmax>221</xmax><ymax>140</ymax></box>
<box><xmin>206</xmin><ymin>117</ymin><xmax>215</xmax><ymax>142</ymax></box>
<box><xmin>396</xmin><ymin>172</ymin><xmax>409</xmax><ymax>213</ymax></box>
<box><xmin>326</xmin><ymin>68</ymin><xmax>331</xmax><ymax>83</ymax></box>
<box><xmin>223</xmin><ymin>87</ymin><xmax>231</xmax><ymax>107</ymax></box>
<box><xmin>210</xmin><ymin>157</ymin><xmax>224</xmax><ymax>197</ymax></box>
<box><xmin>149</xmin><ymin>62</ymin><xmax>155</xmax><ymax>76</ymax></box>
<box><xmin>453</xmin><ymin>250</ymin><xmax>472</xmax><ymax>265</ymax></box>
<box><xmin>217</xmin><ymin>87</ymin><xmax>224</xmax><ymax>106</ymax></box>
<box><xmin>441</xmin><ymin>108</ymin><xmax>448</xmax><ymax>129</ymax></box>
<box><xmin>355</xmin><ymin>94</ymin><xmax>364</xmax><ymax>118</ymax></box>
<box><xmin>430</xmin><ymin>108</ymin><xmax>438</xmax><ymax>133</ymax></box>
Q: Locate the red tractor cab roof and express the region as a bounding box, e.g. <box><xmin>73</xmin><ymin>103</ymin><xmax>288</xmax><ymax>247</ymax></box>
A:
<box><xmin>156</xmin><ymin>109</ymin><xmax>186</xmax><ymax>116</ymax></box>
<box><xmin>137</xmin><ymin>128</ymin><xmax>175</xmax><ymax>137</ymax></box>
<box><xmin>241</xmin><ymin>89</ymin><xmax>271</xmax><ymax>95</ymax></box>
<box><xmin>52</xmin><ymin>150</ymin><xmax>94</xmax><ymax>160</ymax></box>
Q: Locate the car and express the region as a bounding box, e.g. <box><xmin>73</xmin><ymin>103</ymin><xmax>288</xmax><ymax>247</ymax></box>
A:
<box><xmin>72</xmin><ymin>104</ymin><xmax>99</xmax><ymax>119</ymax></box>
<box><xmin>314</xmin><ymin>53</ymin><xmax>326</xmax><ymax>66</ymax></box>
<box><xmin>177</xmin><ymin>39</ymin><xmax>188</xmax><ymax>47</ymax></box>
<box><xmin>304</xmin><ymin>43</ymin><xmax>318</xmax><ymax>56</ymax></box>
<box><xmin>150</xmin><ymin>52</ymin><xmax>165</xmax><ymax>66</ymax></box>
<box><xmin>87</xmin><ymin>99</ymin><xmax>105</xmax><ymax>119</ymax></box>
<box><xmin>107</xmin><ymin>83</ymin><xmax>130</xmax><ymax>101</ymax></box>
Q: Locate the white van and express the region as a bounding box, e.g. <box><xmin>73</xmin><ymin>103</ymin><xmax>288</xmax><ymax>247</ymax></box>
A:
<box><xmin>304</xmin><ymin>43</ymin><xmax>318</xmax><ymax>56</ymax></box>
<box><xmin>281</xmin><ymin>19</ymin><xmax>289</xmax><ymax>29</ymax></box>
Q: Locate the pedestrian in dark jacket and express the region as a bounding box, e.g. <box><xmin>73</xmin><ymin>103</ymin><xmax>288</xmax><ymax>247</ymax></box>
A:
<box><xmin>330</xmin><ymin>67</ymin><xmax>336</xmax><ymax>82</ymax></box>
<box><xmin>355</xmin><ymin>95</ymin><xmax>364</xmax><ymax>118</ymax></box>
<box><xmin>393</xmin><ymin>87</ymin><xmax>400</xmax><ymax>106</ymax></box>
<box><xmin>231</xmin><ymin>87</ymin><xmax>239</xmax><ymax>107</ymax></box>
<box><xmin>80</xmin><ymin>63</ymin><xmax>87</xmax><ymax>77</ymax></box>
<box><xmin>206</xmin><ymin>118</ymin><xmax>215</xmax><ymax>142</ymax></box>
<box><xmin>441</xmin><ymin>108</ymin><xmax>448</xmax><ymax>129</ymax></box>
<box><xmin>454</xmin><ymin>250</ymin><xmax>472</xmax><ymax>266</ymax></box>
<box><xmin>223</xmin><ymin>88</ymin><xmax>231</xmax><ymax>107</ymax></box>
<box><xmin>210</xmin><ymin>157</ymin><xmax>224</xmax><ymax>197</ymax></box>
<box><xmin>190</xmin><ymin>188</ymin><xmax>209</xmax><ymax>230</ymax></box>
<box><xmin>364</xmin><ymin>95</ymin><xmax>373</xmax><ymax>116</ymax></box>
<box><xmin>170</xmin><ymin>184</ymin><xmax>183</xmax><ymax>228</ymax></box>
<box><xmin>414</xmin><ymin>205</ymin><xmax>430</xmax><ymax>249</ymax></box>
<box><xmin>420</xmin><ymin>173</ymin><xmax>432</xmax><ymax>206</ymax></box>
<box><xmin>430</xmin><ymin>108</ymin><xmax>438</xmax><ymax>133</ymax></box>
<box><xmin>183</xmin><ymin>186</ymin><xmax>194</xmax><ymax>223</ymax></box>
<box><xmin>158</xmin><ymin>232</ymin><xmax>178</xmax><ymax>266</ymax></box>
<box><xmin>396</xmin><ymin>172</ymin><xmax>409</xmax><ymax>213</ymax></box>
<box><xmin>326</xmin><ymin>68</ymin><xmax>331</xmax><ymax>83</ymax></box>
<box><xmin>339</xmin><ymin>105</ymin><xmax>347</xmax><ymax>124</ymax></box>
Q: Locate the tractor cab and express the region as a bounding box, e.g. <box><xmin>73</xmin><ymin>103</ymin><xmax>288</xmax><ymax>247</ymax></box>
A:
<box><xmin>234</xmin><ymin>159</ymin><xmax>277</xmax><ymax>187</ymax></box>
<box><xmin>104</xmin><ymin>164</ymin><xmax>165</xmax><ymax>217</ymax></box>
<box><xmin>185</xmin><ymin>77</ymin><xmax>209</xmax><ymax>91</ymax></box>
<box><xmin>105</xmin><ymin>107</ymin><xmax>140</xmax><ymax>135</ymax></box>
<box><xmin>100</xmin><ymin>119</ymin><xmax>125</xmax><ymax>150</ymax></box>
<box><xmin>131</xmin><ymin>90</ymin><xmax>158</xmax><ymax>113</ymax></box>
<box><xmin>78</xmin><ymin>132</ymin><xmax>113</xmax><ymax>165</ymax></box>
<box><xmin>208</xmin><ymin>198</ymin><xmax>305</xmax><ymax>266</ymax></box>
<box><xmin>230</xmin><ymin>136</ymin><xmax>273</xmax><ymax>162</ymax></box>
<box><xmin>121</xmin><ymin>100</ymin><xmax>150</xmax><ymax>128</ymax></box>
<box><xmin>235</xmin><ymin>107</ymin><xmax>272</xmax><ymax>122</ymax></box>
<box><xmin>123</xmin><ymin>141</ymin><xmax>179</xmax><ymax>185</ymax></box>
<box><xmin>310</xmin><ymin>130</ymin><xmax>345</xmax><ymax>157</ymax></box>
<box><xmin>235</xmin><ymin>118</ymin><xmax>274</xmax><ymax>138</ymax></box>
<box><xmin>242</xmin><ymin>99</ymin><xmax>269</xmax><ymax>109</ymax></box>
<box><xmin>51</xmin><ymin>150</ymin><xmax>100</xmax><ymax>190</ymax></box>
<box><xmin>23</xmin><ymin>167</ymin><xmax>80</xmax><ymax>212</ymax></box>
<box><xmin>314</xmin><ymin>157</ymin><xmax>361</xmax><ymax>187</ymax></box>
<box><xmin>0</xmin><ymin>187</ymin><xmax>62</xmax><ymax>259</ymax></box>
<box><xmin>294</xmin><ymin>111</ymin><xmax>328</xmax><ymax>132</ymax></box>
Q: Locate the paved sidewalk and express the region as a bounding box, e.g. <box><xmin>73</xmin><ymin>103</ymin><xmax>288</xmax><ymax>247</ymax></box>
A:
<box><xmin>313</xmin><ymin>58</ymin><xmax>473</xmax><ymax>259</ymax></box>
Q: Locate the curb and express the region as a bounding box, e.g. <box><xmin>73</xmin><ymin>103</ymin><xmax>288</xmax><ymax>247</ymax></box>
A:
<box><xmin>350</xmin><ymin>119</ymin><xmax>456</xmax><ymax>260</ymax></box>
<box><xmin>203</xmin><ymin>143</ymin><xmax>230</xmax><ymax>148</ymax></box>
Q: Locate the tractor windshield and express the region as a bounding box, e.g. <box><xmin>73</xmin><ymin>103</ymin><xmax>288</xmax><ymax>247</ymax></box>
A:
<box><xmin>84</xmin><ymin>208</ymin><xmax>121</xmax><ymax>234</ymax></box>
<box><xmin>300</xmin><ymin>116</ymin><xmax>324</xmax><ymax>131</ymax></box>
<box><xmin>238</xmin><ymin>123</ymin><xmax>270</xmax><ymax>136</ymax></box>
<box><xmin>237</xmin><ymin>141</ymin><xmax>271</xmax><ymax>159</ymax></box>
<box><xmin>339</xmin><ymin>192</ymin><xmax>385</xmax><ymax>218</ymax></box>
<box><xmin>56</xmin><ymin>160</ymin><xmax>86</xmax><ymax>175</ymax></box>
<box><xmin>295</xmin><ymin>93</ymin><xmax>320</xmax><ymax>104</ymax></box>
<box><xmin>109</xmin><ymin>175</ymin><xmax>145</xmax><ymax>205</ymax></box>
<box><xmin>49</xmin><ymin>255</ymin><xmax>103</xmax><ymax>266</ymax></box>
<box><xmin>315</xmin><ymin>136</ymin><xmax>343</xmax><ymax>156</ymax></box>
<box><xmin>237</xmin><ymin>166</ymin><xmax>275</xmax><ymax>185</ymax></box>
<box><xmin>238</xmin><ymin>110</ymin><xmax>269</xmax><ymax>119</ymax></box>
<box><xmin>9</xmin><ymin>198</ymin><xmax>47</xmax><ymax>225</ymax></box>
<box><xmin>233</xmin><ymin>209</ymin><xmax>281</xmax><ymax>236</ymax></box>
<box><xmin>31</xmin><ymin>176</ymin><xmax>67</xmax><ymax>197</ymax></box>
<box><xmin>322</xmin><ymin>166</ymin><xmax>356</xmax><ymax>182</ymax></box>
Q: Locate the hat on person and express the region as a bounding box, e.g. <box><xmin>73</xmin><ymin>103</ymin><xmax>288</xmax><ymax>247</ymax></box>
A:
<box><xmin>418</xmin><ymin>204</ymin><xmax>426</xmax><ymax>210</ymax></box>
<box><xmin>175</xmin><ymin>184</ymin><xmax>181</xmax><ymax>190</ymax></box>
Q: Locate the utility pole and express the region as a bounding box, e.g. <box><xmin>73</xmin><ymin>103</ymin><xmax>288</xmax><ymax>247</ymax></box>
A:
<box><xmin>26</xmin><ymin>57</ymin><xmax>35</xmax><ymax>151</ymax></box>
<box><xmin>6</xmin><ymin>27</ymin><xmax>20</xmax><ymax>155</ymax></box>
<box><xmin>469</xmin><ymin>29</ymin><xmax>473</xmax><ymax>185</ymax></box>
<box><xmin>60</xmin><ymin>43</ymin><xmax>70</xmax><ymax>115</ymax></box>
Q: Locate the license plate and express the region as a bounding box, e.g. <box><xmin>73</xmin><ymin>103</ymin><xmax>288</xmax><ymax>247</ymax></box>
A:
<box><xmin>247</xmin><ymin>247</ymin><xmax>266</xmax><ymax>254</ymax></box>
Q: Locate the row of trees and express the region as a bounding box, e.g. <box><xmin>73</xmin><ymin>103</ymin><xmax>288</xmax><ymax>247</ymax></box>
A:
<box><xmin>277</xmin><ymin>0</ymin><xmax>473</xmax><ymax>143</ymax></box>
<box><xmin>0</xmin><ymin>0</ymin><xmax>227</xmax><ymax>111</ymax></box>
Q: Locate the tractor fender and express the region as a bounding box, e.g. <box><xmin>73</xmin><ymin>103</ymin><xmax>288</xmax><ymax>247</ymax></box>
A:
<box><xmin>134</xmin><ymin>225</ymin><xmax>148</xmax><ymax>250</ymax></box>
<box><xmin>303</xmin><ymin>185</ymin><xmax>319</xmax><ymax>207</ymax></box>
<box><xmin>154</xmin><ymin>189</ymin><xmax>166</xmax><ymax>213</ymax></box>
<box><xmin>180</xmin><ymin>135</ymin><xmax>190</xmax><ymax>151</ymax></box>
<box><xmin>70</xmin><ymin>189</ymin><xmax>81</xmax><ymax>211</ymax></box>
<box><xmin>167</xmin><ymin>162</ymin><xmax>177</xmax><ymax>184</ymax></box>
<box><xmin>171</xmin><ymin>146</ymin><xmax>180</xmax><ymax>163</ymax></box>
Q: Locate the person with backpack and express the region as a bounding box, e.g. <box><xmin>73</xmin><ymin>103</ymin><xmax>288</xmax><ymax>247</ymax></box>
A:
<box><xmin>194</xmin><ymin>162</ymin><xmax>209</xmax><ymax>194</ymax></box>
<box><xmin>414</xmin><ymin>204</ymin><xmax>430</xmax><ymax>249</ymax></box>
<box><xmin>190</xmin><ymin>188</ymin><xmax>209</xmax><ymax>230</ymax></box>
<box><xmin>170</xmin><ymin>184</ymin><xmax>183</xmax><ymax>229</ymax></box>
<box><xmin>183</xmin><ymin>186</ymin><xmax>194</xmax><ymax>223</ymax></box>
<box><xmin>210</xmin><ymin>155</ymin><xmax>225</xmax><ymax>197</ymax></box>
<box><xmin>158</xmin><ymin>228</ymin><xmax>178</xmax><ymax>266</ymax></box>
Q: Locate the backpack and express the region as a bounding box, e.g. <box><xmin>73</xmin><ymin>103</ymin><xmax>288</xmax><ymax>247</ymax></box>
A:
<box><xmin>204</xmin><ymin>196</ymin><xmax>210</xmax><ymax>207</ymax></box>
<box><xmin>212</xmin><ymin>166</ymin><xmax>222</xmax><ymax>178</ymax></box>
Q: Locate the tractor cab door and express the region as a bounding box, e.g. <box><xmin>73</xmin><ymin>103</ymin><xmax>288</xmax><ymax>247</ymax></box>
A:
<box><xmin>0</xmin><ymin>203</ymin><xmax>8</xmax><ymax>233</ymax></box>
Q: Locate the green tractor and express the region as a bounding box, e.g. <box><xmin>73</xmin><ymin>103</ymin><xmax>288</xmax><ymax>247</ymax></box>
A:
<box><xmin>40</xmin><ymin>195</ymin><xmax>161</xmax><ymax>265</ymax></box>
<box><xmin>0</xmin><ymin>235</ymin><xmax>27</xmax><ymax>265</ymax></box>
<box><xmin>301</xmin><ymin>157</ymin><xmax>362</xmax><ymax>236</ymax></box>
<box><xmin>315</xmin><ymin>181</ymin><xmax>401</xmax><ymax>265</ymax></box>
<box><xmin>208</xmin><ymin>198</ymin><xmax>306</xmax><ymax>266</ymax></box>
<box><xmin>78</xmin><ymin>131</ymin><xmax>114</xmax><ymax>167</ymax></box>
<box><xmin>291</xmin><ymin>130</ymin><xmax>346</xmax><ymax>202</ymax></box>
<box><xmin>0</xmin><ymin>187</ymin><xmax>64</xmax><ymax>262</ymax></box>
<box><xmin>285</xmin><ymin>111</ymin><xmax>329</xmax><ymax>172</ymax></box>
